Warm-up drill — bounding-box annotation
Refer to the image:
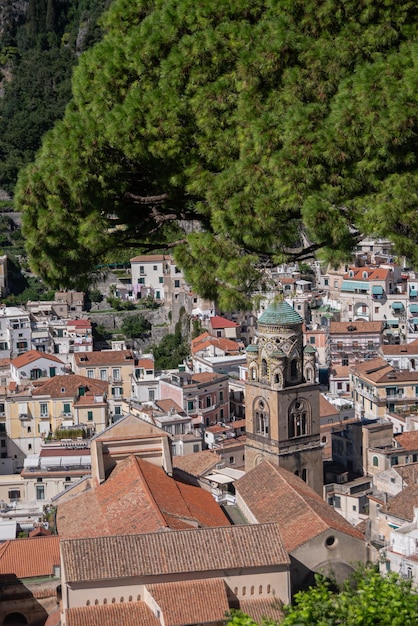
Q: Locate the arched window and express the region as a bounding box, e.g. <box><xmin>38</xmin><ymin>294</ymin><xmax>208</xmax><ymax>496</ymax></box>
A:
<box><xmin>250</xmin><ymin>586</ymin><xmax>254</xmax><ymax>595</ymax></box>
<box><xmin>288</xmin><ymin>399</ymin><xmax>310</xmax><ymax>438</ymax></box>
<box><xmin>254</xmin><ymin>398</ymin><xmax>269</xmax><ymax>436</ymax></box>
<box><xmin>290</xmin><ymin>359</ymin><xmax>298</xmax><ymax>379</ymax></box>
<box><xmin>242</xmin><ymin>586</ymin><xmax>246</xmax><ymax>596</ymax></box>
<box><xmin>261</xmin><ymin>359</ymin><xmax>268</xmax><ymax>377</ymax></box>
<box><xmin>373</xmin><ymin>456</ymin><xmax>379</xmax><ymax>467</ymax></box>
<box><xmin>302</xmin><ymin>469</ymin><xmax>307</xmax><ymax>482</ymax></box>
<box><xmin>4</xmin><ymin>614</ymin><xmax>28</xmax><ymax>625</ymax></box>
<box><xmin>259</xmin><ymin>585</ymin><xmax>262</xmax><ymax>595</ymax></box>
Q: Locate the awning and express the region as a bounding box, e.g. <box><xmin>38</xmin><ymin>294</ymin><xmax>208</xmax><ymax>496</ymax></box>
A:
<box><xmin>410</xmin><ymin>304</ymin><xmax>418</xmax><ymax>313</ymax></box>
<box><xmin>40</xmin><ymin>455</ymin><xmax>91</xmax><ymax>469</ymax></box>
<box><xmin>371</xmin><ymin>285</ymin><xmax>384</xmax><ymax>295</ymax></box>
<box><xmin>392</xmin><ymin>302</ymin><xmax>404</xmax><ymax>310</ymax></box>
<box><xmin>205</xmin><ymin>473</ymin><xmax>235</xmax><ymax>485</ymax></box>
<box><xmin>387</xmin><ymin>320</ymin><xmax>399</xmax><ymax>327</ymax></box>
<box><xmin>341</xmin><ymin>280</ymin><xmax>369</xmax><ymax>292</ymax></box>
<box><xmin>412</xmin><ymin>318</ymin><xmax>418</xmax><ymax>324</ymax></box>
<box><xmin>410</xmin><ymin>290</ymin><xmax>417</xmax><ymax>296</ymax></box>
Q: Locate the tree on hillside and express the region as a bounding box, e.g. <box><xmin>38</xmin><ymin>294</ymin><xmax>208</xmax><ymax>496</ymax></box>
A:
<box><xmin>16</xmin><ymin>0</ymin><xmax>418</xmax><ymax>309</ymax></box>
<box><xmin>121</xmin><ymin>313</ymin><xmax>151</xmax><ymax>339</ymax></box>
<box><xmin>226</xmin><ymin>567</ymin><xmax>418</xmax><ymax>626</ymax></box>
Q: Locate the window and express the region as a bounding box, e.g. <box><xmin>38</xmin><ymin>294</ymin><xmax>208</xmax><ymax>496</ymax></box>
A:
<box><xmin>140</xmin><ymin>265</ymin><xmax>144</xmax><ymax>274</ymax></box>
<box><xmin>219</xmin><ymin>390</ymin><xmax>224</xmax><ymax>402</ymax></box>
<box><xmin>310</xmin><ymin>336</ymin><xmax>315</xmax><ymax>344</ymax></box>
<box><xmin>87</xmin><ymin>411</ymin><xmax>93</xmax><ymax>421</ymax></box>
<box><xmin>324</xmin><ymin>278</ymin><xmax>329</xmax><ymax>286</ymax></box>
<box><xmin>148</xmin><ymin>389</ymin><xmax>155</xmax><ymax>401</ymax></box>
<box><xmin>0</xmin><ymin>423</ymin><xmax>5</xmax><ymax>432</ymax></box>
<box><xmin>334</xmin><ymin>495</ymin><xmax>341</xmax><ymax>509</ymax></box>
<box><xmin>8</xmin><ymin>489</ymin><xmax>20</xmax><ymax>501</ymax></box>
<box><xmin>352</xmin><ymin>505</ymin><xmax>357</xmax><ymax>511</ymax></box>
<box><xmin>372</xmin><ymin>456</ymin><xmax>379</xmax><ymax>467</ymax></box>
<box><xmin>36</xmin><ymin>485</ymin><xmax>45</xmax><ymax>500</ymax></box>
<box><xmin>187</xmin><ymin>400</ymin><xmax>194</xmax><ymax>411</ymax></box>
<box><xmin>288</xmin><ymin>399</ymin><xmax>310</xmax><ymax>438</ymax></box>
<box><xmin>138</xmin><ymin>277</ymin><xmax>145</xmax><ymax>284</ymax></box>
<box><xmin>40</xmin><ymin>403</ymin><xmax>48</xmax><ymax>417</ymax></box>
<box><xmin>159</xmin><ymin>276</ymin><xmax>163</xmax><ymax>283</ymax></box>
<box><xmin>111</xmin><ymin>387</ymin><xmax>123</xmax><ymax>398</ymax></box>
<box><xmin>100</xmin><ymin>369</ymin><xmax>107</xmax><ymax>381</ymax></box>
<box><xmin>114</xmin><ymin>406</ymin><xmax>121</xmax><ymax>416</ymax></box>
<box><xmin>206</xmin><ymin>396</ymin><xmax>212</xmax><ymax>408</ymax></box>
<box><xmin>0</xmin><ymin>403</ymin><xmax>4</xmax><ymax>415</ymax></box>
<box><xmin>174</xmin><ymin>280</ymin><xmax>180</xmax><ymax>288</ymax></box>
<box><xmin>391</xmin><ymin>456</ymin><xmax>399</xmax><ymax>466</ymax></box>
<box><xmin>87</xmin><ymin>369</ymin><xmax>94</xmax><ymax>378</ymax></box>
<box><xmin>229</xmin><ymin>456</ymin><xmax>235</xmax><ymax>464</ymax></box>
<box><xmin>254</xmin><ymin>398</ymin><xmax>269</xmax><ymax>436</ymax></box>
<box><xmin>193</xmin><ymin>444</ymin><xmax>199</xmax><ymax>453</ymax></box>
<box><xmin>112</xmin><ymin>368</ymin><xmax>121</xmax><ymax>381</ymax></box>
<box><xmin>0</xmin><ymin>440</ymin><xmax>5</xmax><ymax>448</ymax></box>
<box><xmin>153</xmin><ymin>265</ymin><xmax>157</xmax><ymax>271</ymax></box>
<box><xmin>63</xmin><ymin>403</ymin><xmax>71</xmax><ymax>415</ymax></box>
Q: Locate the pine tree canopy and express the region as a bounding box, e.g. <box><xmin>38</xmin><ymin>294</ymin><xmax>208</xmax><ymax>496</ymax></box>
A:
<box><xmin>15</xmin><ymin>0</ymin><xmax>418</xmax><ymax>310</ymax></box>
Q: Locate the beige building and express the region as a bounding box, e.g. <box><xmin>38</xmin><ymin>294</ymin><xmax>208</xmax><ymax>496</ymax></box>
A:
<box><xmin>60</xmin><ymin>524</ymin><xmax>290</xmax><ymax>625</ymax></box>
<box><xmin>72</xmin><ymin>349</ymin><xmax>135</xmax><ymax>418</ymax></box>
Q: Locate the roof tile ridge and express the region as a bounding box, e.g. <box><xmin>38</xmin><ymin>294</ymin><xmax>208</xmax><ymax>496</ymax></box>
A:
<box><xmin>132</xmin><ymin>457</ymin><xmax>169</xmax><ymax>528</ymax></box>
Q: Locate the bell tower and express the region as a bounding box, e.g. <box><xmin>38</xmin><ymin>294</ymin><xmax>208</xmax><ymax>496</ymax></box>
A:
<box><xmin>245</xmin><ymin>300</ymin><xmax>323</xmax><ymax>495</ymax></box>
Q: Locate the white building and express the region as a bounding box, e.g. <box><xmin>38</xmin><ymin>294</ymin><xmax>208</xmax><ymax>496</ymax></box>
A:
<box><xmin>0</xmin><ymin>306</ymin><xmax>31</xmax><ymax>359</ymax></box>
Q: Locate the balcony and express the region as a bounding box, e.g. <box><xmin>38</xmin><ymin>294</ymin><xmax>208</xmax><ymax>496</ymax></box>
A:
<box><xmin>19</xmin><ymin>413</ymin><xmax>32</xmax><ymax>420</ymax></box>
<box><xmin>40</xmin><ymin>413</ymin><xmax>50</xmax><ymax>419</ymax></box>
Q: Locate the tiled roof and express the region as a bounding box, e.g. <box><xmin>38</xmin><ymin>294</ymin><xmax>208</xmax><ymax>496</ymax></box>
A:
<box><xmin>394</xmin><ymin>462</ymin><xmax>418</xmax><ymax>486</ymax></box>
<box><xmin>239</xmin><ymin>597</ymin><xmax>284</xmax><ymax>624</ymax></box>
<box><xmin>349</xmin><ymin>358</ymin><xmax>393</xmax><ymax>382</ymax></box>
<box><xmin>235</xmin><ymin>461</ymin><xmax>364</xmax><ymax>552</ymax></box>
<box><xmin>73</xmin><ymin>350</ymin><xmax>134</xmax><ymax>366</ymax></box>
<box><xmin>329</xmin><ymin>321</ymin><xmax>383</xmax><ymax>334</ymax></box>
<box><xmin>146</xmin><ymin>578</ymin><xmax>229</xmax><ymax>626</ymax></box>
<box><xmin>192</xmin><ymin>333</ymin><xmax>242</xmax><ymax>355</ymax></box>
<box><xmin>60</xmin><ymin>523</ymin><xmax>289</xmax><ymax>582</ymax></box>
<box><xmin>258</xmin><ymin>301</ymin><xmax>303</xmax><ymax>325</ymax></box>
<box><xmin>394</xmin><ymin>431</ymin><xmax>418</xmax><ymax>451</ymax></box>
<box><xmin>320</xmin><ymin>395</ymin><xmax>338</xmax><ymax>418</ymax></box>
<box><xmin>155</xmin><ymin>398</ymin><xmax>184</xmax><ymax>414</ymax></box>
<box><xmin>130</xmin><ymin>254</ymin><xmax>168</xmax><ymax>262</ymax></box>
<box><xmin>44</xmin><ymin>609</ymin><xmax>61</xmax><ymax>626</ymax></box>
<box><xmin>329</xmin><ymin>365</ymin><xmax>351</xmax><ymax>378</ymax></box>
<box><xmin>189</xmin><ymin>372</ymin><xmax>227</xmax><ymax>384</ymax></box>
<box><xmin>136</xmin><ymin>358</ymin><xmax>154</xmax><ymax>369</ymax></box>
<box><xmin>65</xmin><ymin>603</ymin><xmax>160</xmax><ymax>626</ymax></box>
<box><xmin>0</xmin><ymin>536</ymin><xmax>60</xmax><ymax>579</ymax></box>
<box><xmin>11</xmin><ymin>350</ymin><xmax>64</xmax><ymax>369</ymax></box>
<box><xmin>67</xmin><ymin>319</ymin><xmax>91</xmax><ymax>328</ymax></box>
<box><xmin>380</xmin><ymin>339</ymin><xmax>418</xmax><ymax>355</ymax></box>
<box><xmin>172</xmin><ymin>449</ymin><xmax>222</xmax><ymax>477</ymax></box>
<box><xmin>380</xmin><ymin>483</ymin><xmax>418</xmax><ymax>522</ymax></box>
<box><xmin>57</xmin><ymin>455</ymin><xmax>228</xmax><ymax>539</ymax></box>
<box><xmin>210</xmin><ymin>316</ymin><xmax>239</xmax><ymax>329</ymax></box>
<box><xmin>32</xmin><ymin>374</ymin><xmax>107</xmax><ymax>398</ymax></box>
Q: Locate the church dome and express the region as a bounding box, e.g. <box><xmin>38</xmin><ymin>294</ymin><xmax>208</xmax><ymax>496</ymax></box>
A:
<box><xmin>258</xmin><ymin>300</ymin><xmax>303</xmax><ymax>326</ymax></box>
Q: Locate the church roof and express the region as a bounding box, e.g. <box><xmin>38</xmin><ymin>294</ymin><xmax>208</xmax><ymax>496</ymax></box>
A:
<box><xmin>258</xmin><ymin>301</ymin><xmax>303</xmax><ymax>326</ymax></box>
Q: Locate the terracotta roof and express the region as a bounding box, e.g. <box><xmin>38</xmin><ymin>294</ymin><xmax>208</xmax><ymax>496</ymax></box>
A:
<box><xmin>380</xmin><ymin>483</ymin><xmax>418</xmax><ymax>522</ymax></box>
<box><xmin>192</xmin><ymin>333</ymin><xmax>242</xmax><ymax>355</ymax></box>
<box><xmin>344</xmin><ymin>266</ymin><xmax>390</xmax><ymax>281</ymax></box>
<box><xmin>329</xmin><ymin>365</ymin><xmax>351</xmax><ymax>378</ymax></box>
<box><xmin>189</xmin><ymin>372</ymin><xmax>227</xmax><ymax>384</ymax></box>
<box><xmin>394</xmin><ymin>463</ymin><xmax>418</xmax><ymax>486</ymax></box>
<box><xmin>210</xmin><ymin>316</ymin><xmax>239</xmax><ymax>329</ymax></box>
<box><xmin>235</xmin><ymin>461</ymin><xmax>364</xmax><ymax>552</ymax></box>
<box><xmin>57</xmin><ymin>455</ymin><xmax>228</xmax><ymax>539</ymax></box>
<box><xmin>28</xmin><ymin>526</ymin><xmax>52</xmax><ymax>538</ymax></box>
<box><xmin>40</xmin><ymin>447</ymin><xmax>90</xmax><ymax>458</ymax></box>
<box><xmin>239</xmin><ymin>597</ymin><xmax>284</xmax><ymax>624</ymax></box>
<box><xmin>73</xmin><ymin>350</ymin><xmax>134</xmax><ymax>366</ymax></box>
<box><xmin>329</xmin><ymin>321</ymin><xmax>383</xmax><ymax>335</ymax></box>
<box><xmin>0</xmin><ymin>536</ymin><xmax>60</xmax><ymax>579</ymax></box>
<box><xmin>172</xmin><ymin>449</ymin><xmax>222</xmax><ymax>477</ymax></box>
<box><xmin>320</xmin><ymin>395</ymin><xmax>338</xmax><ymax>418</ymax></box>
<box><xmin>44</xmin><ymin>609</ymin><xmax>61</xmax><ymax>626</ymax></box>
<box><xmin>67</xmin><ymin>319</ymin><xmax>91</xmax><ymax>328</ymax></box>
<box><xmin>350</xmin><ymin>358</ymin><xmax>393</xmax><ymax>381</ymax></box>
<box><xmin>380</xmin><ymin>339</ymin><xmax>418</xmax><ymax>355</ymax></box>
<box><xmin>66</xmin><ymin>603</ymin><xmax>160</xmax><ymax>626</ymax></box>
<box><xmin>154</xmin><ymin>398</ymin><xmax>184</xmax><ymax>414</ymax></box>
<box><xmin>11</xmin><ymin>350</ymin><xmax>64</xmax><ymax>369</ymax></box>
<box><xmin>146</xmin><ymin>578</ymin><xmax>229</xmax><ymax>626</ymax></box>
<box><xmin>32</xmin><ymin>374</ymin><xmax>107</xmax><ymax>398</ymax></box>
<box><xmin>394</xmin><ymin>431</ymin><xmax>418</xmax><ymax>451</ymax></box>
<box><xmin>136</xmin><ymin>358</ymin><xmax>154</xmax><ymax>369</ymax></box>
<box><xmin>130</xmin><ymin>254</ymin><xmax>168</xmax><ymax>262</ymax></box>
<box><xmin>61</xmin><ymin>523</ymin><xmax>289</xmax><ymax>582</ymax></box>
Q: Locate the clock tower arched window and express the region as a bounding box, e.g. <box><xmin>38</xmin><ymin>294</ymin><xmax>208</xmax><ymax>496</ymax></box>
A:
<box><xmin>288</xmin><ymin>399</ymin><xmax>311</xmax><ymax>438</ymax></box>
<box><xmin>254</xmin><ymin>398</ymin><xmax>269</xmax><ymax>436</ymax></box>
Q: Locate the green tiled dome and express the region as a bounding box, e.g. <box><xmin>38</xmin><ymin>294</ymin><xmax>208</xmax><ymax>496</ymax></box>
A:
<box><xmin>258</xmin><ymin>301</ymin><xmax>303</xmax><ymax>325</ymax></box>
